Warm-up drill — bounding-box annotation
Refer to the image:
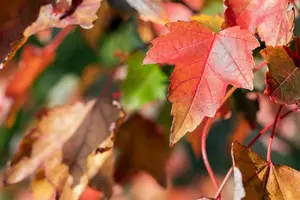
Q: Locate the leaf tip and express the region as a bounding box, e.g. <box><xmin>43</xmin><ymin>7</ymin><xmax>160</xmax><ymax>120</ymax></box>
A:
<box><xmin>142</xmin><ymin>56</ymin><xmax>155</xmax><ymax>65</ymax></box>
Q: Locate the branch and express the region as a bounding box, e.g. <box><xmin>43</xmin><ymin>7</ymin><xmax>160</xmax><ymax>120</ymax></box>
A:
<box><xmin>44</xmin><ymin>26</ymin><xmax>75</xmax><ymax>53</ymax></box>
<box><xmin>267</xmin><ymin>105</ymin><xmax>283</xmax><ymax>163</ymax></box>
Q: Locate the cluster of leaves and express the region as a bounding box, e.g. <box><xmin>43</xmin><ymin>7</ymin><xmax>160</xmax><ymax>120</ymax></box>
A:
<box><xmin>1</xmin><ymin>0</ymin><xmax>300</xmax><ymax>199</ymax></box>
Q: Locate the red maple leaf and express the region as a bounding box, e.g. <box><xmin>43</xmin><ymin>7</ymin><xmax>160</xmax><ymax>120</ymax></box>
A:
<box><xmin>143</xmin><ymin>21</ymin><xmax>259</xmax><ymax>145</ymax></box>
<box><xmin>224</xmin><ymin>0</ymin><xmax>294</xmax><ymax>46</ymax></box>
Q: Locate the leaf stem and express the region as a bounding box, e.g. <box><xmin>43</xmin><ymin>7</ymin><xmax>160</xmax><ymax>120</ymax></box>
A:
<box><xmin>283</xmin><ymin>46</ymin><xmax>300</xmax><ymax>60</ymax></box>
<box><xmin>100</xmin><ymin>68</ymin><xmax>118</xmax><ymax>97</ymax></box>
<box><xmin>44</xmin><ymin>26</ymin><xmax>75</xmax><ymax>53</ymax></box>
<box><xmin>214</xmin><ymin>167</ymin><xmax>233</xmax><ymax>199</ymax></box>
<box><xmin>214</xmin><ymin>107</ymin><xmax>297</xmax><ymax>199</ymax></box>
<box><xmin>253</xmin><ymin>60</ymin><xmax>267</xmax><ymax>72</ymax></box>
<box><xmin>201</xmin><ymin>117</ymin><xmax>220</xmax><ymax>192</ymax></box>
<box><xmin>267</xmin><ymin>105</ymin><xmax>283</xmax><ymax>163</ymax></box>
<box><xmin>203</xmin><ymin>59</ymin><xmax>272</xmax><ymax>199</ymax></box>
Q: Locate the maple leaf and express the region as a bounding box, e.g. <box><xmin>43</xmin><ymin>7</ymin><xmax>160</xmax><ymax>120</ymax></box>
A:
<box><xmin>114</xmin><ymin>114</ymin><xmax>170</xmax><ymax>187</ymax></box>
<box><xmin>122</xmin><ymin>51</ymin><xmax>167</xmax><ymax>111</ymax></box>
<box><xmin>232</xmin><ymin>142</ymin><xmax>300</xmax><ymax>200</ymax></box>
<box><xmin>187</xmin><ymin>99</ymin><xmax>231</xmax><ymax>158</ymax></box>
<box><xmin>261</xmin><ymin>46</ymin><xmax>300</xmax><ymax>108</ymax></box>
<box><xmin>3</xmin><ymin>98</ymin><xmax>125</xmax><ymax>199</ymax></box>
<box><xmin>144</xmin><ymin>21</ymin><xmax>259</xmax><ymax>145</ymax></box>
<box><xmin>224</xmin><ymin>0</ymin><xmax>295</xmax><ymax>46</ymax></box>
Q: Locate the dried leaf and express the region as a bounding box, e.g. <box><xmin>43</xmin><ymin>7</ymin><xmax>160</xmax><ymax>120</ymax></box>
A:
<box><xmin>114</xmin><ymin>114</ymin><xmax>170</xmax><ymax>187</ymax></box>
<box><xmin>25</xmin><ymin>0</ymin><xmax>103</xmax><ymax>36</ymax></box>
<box><xmin>144</xmin><ymin>21</ymin><xmax>259</xmax><ymax>145</ymax></box>
<box><xmin>3</xmin><ymin>98</ymin><xmax>125</xmax><ymax>199</ymax></box>
<box><xmin>1</xmin><ymin>0</ymin><xmax>102</xmax><ymax>67</ymax></box>
<box><xmin>0</xmin><ymin>0</ymin><xmax>49</xmax><ymax>66</ymax></box>
<box><xmin>261</xmin><ymin>46</ymin><xmax>300</xmax><ymax>108</ymax></box>
<box><xmin>232</xmin><ymin>142</ymin><xmax>300</xmax><ymax>200</ymax></box>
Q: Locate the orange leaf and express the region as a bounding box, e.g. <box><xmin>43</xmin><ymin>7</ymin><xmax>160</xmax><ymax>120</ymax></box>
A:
<box><xmin>5</xmin><ymin>45</ymin><xmax>55</xmax><ymax>99</ymax></box>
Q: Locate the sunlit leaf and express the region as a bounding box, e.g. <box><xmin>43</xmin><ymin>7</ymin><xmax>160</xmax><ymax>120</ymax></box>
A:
<box><xmin>232</xmin><ymin>142</ymin><xmax>300</xmax><ymax>200</ymax></box>
<box><xmin>144</xmin><ymin>21</ymin><xmax>259</xmax><ymax>145</ymax></box>
<box><xmin>224</xmin><ymin>0</ymin><xmax>294</xmax><ymax>46</ymax></box>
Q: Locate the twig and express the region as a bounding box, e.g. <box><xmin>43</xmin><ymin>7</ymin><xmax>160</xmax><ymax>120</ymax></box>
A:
<box><xmin>267</xmin><ymin>105</ymin><xmax>283</xmax><ymax>163</ymax></box>
<box><xmin>214</xmin><ymin>107</ymin><xmax>298</xmax><ymax>199</ymax></box>
<box><xmin>253</xmin><ymin>60</ymin><xmax>267</xmax><ymax>72</ymax></box>
<box><xmin>44</xmin><ymin>26</ymin><xmax>75</xmax><ymax>53</ymax></box>
<box><xmin>247</xmin><ymin>107</ymin><xmax>297</xmax><ymax>147</ymax></box>
<box><xmin>283</xmin><ymin>46</ymin><xmax>300</xmax><ymax>60</ymax></box>
<box><xmin>214</xmin><ymin>167</ymin><xmax>233</xmax><ymax>199</ymax></box>
<box><xmin>100</xmin><ymin>69</ymin><xmax>115</xmax><ymax>97</ymax></box>
<box><xmin>201</xmin><ymin>117</ymin><xmax>220</xmax><ymax>192</ymax></box>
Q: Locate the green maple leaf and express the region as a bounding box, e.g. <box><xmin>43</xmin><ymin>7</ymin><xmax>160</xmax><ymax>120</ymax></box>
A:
<box><xmin>122</xmin><ymin>51</ymin><xmax>167</xmax><ymax>110</ymax></box>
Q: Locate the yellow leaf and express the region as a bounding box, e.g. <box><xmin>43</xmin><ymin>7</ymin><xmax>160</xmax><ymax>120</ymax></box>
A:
<box><xmin>191</xmin><ymin>14</ymin><xmax>224</xmax><ymax>33</ymax></box>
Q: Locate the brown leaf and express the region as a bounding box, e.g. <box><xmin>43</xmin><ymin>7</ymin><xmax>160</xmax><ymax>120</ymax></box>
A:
<box><xmin>232</xmin><ymin>142</ymin><xmax>300</xmax><ymax>200</ymax></box>
<box><xmin>88</xmin><ymin>150</ymin><xmax>114</xmax><ymax>198</ymax></box>
<box><xmin>24</xmin><ymin>0</ymin><xmax>103</xmax><ymax>36</ymax></box>
<box><xmin>0</xmin><ymin>0</ymin><xmax>49</xmax><ymax>66</ymax></box>
<box><xmin>3</xmin><ymin>97</ymin><xmax>125</xmax><ymax>199</ymax></box>
<box><xmin>1</xmin><ymin>0</ymin><xmax>102</xmax><ymax>67</ymax></box>
<box><xmin>81</xmin><ymin>0</ymin><xmax>113</xmax><ymax>49</ymax></box>
<box><xmin>261</xmin><ymin>46</ymin><xmax>300</xmax><ymax>108</ymax></box>
<box><xmin>114</xmin><ymin>114</ymin><xmax>170</xmax><ymax>187</ymax></box>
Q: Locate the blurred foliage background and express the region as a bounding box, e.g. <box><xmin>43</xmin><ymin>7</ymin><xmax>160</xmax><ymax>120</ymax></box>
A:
<box><xmin>1</xmin><ymin>0</ymin><xmax>300</xmax><ymax>199</ymax></box>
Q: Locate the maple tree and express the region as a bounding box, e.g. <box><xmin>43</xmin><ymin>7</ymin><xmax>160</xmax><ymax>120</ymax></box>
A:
<box><xmin>1</xmin><ymin>0</ymin><xmax>300</xmax><ymax>200</ymax></box>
